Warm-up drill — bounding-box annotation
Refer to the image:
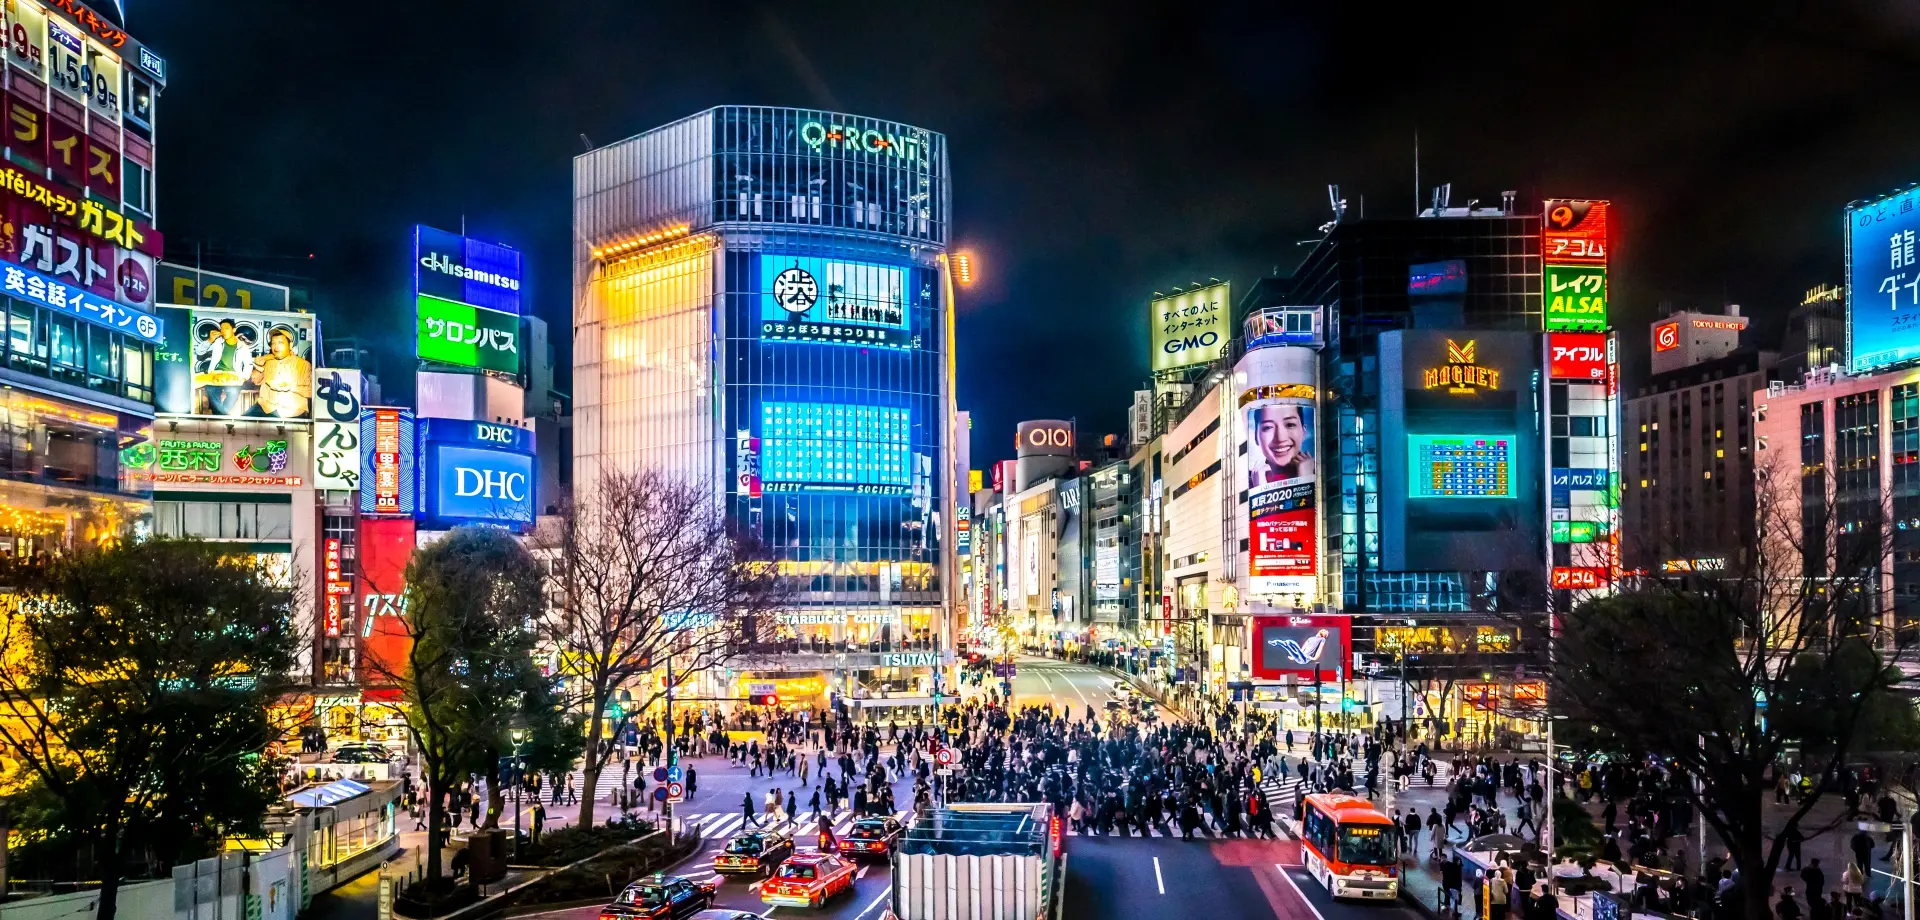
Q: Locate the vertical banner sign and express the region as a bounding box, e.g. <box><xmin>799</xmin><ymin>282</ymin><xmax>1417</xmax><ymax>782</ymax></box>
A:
<box><xmin>1543</xmin><ymin>200</ymin><xmax>1610</xmax><ymax>331</ymax></box>
<box><xmin>313</xmin><ymin>368</ymin><xmax>363</xmax><ymax>491</ymax></box>
<box><xmin>359</xmin><ymin>408</ymin><xmax>416</xmax><ymax>515</ymax></box>
<box><xmin>1238</xmin><ymin>346</ymin><xmax>1319</xmax><ymax>599</ymax></box>
<box><xmin>735</xmin><ymin>429</ymin><xmax>761</xmax><ymax>499</ymax></box>
<box><xmin>1544</xmin><ymin>199</ymin><xmax>1618</xmax><ymax>590</ymax></box>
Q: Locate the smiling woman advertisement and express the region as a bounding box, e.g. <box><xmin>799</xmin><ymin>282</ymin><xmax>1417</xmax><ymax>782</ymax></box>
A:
<box><xmin>1247</xmin><ymin>403</ymin><xmax>1315</xmax><ymax>487</ymax></box>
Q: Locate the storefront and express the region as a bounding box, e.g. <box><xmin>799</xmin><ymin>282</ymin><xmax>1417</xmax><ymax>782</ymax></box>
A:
<box><xmin>0</xmin><ymin>389</ymin><xmax>155</xmax><ymax>554</ymax></box>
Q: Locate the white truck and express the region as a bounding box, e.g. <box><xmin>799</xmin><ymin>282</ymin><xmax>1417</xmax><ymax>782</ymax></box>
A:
<box><xmin>889</xmin><ymin>802</ymin><xmax>1064</xmax><ymax>920</ymax></box>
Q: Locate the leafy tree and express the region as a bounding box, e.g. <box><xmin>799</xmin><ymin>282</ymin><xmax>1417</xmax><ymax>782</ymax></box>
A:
<box><xmin>383</xmin><ymin>526</ymin><xmax>549</xmax><ymax>885</ymax></box>
<box><xmin>1550</xmin><ymin>462</ymin><xmax>1915</xmax><ymax>920</ymax></box>
<box><xmin>534</xmin><ymin>469</ymin><xmax>781</xmax><ymax>828</ymax></box>
<box><xmin>0</xmin><ymin>540</ymin><xmax>297</xmax><ymax>920</ymax></box>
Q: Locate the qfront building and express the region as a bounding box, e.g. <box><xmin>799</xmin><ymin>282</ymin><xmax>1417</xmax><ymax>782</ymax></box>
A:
<box><xmin>573</xmin><ymin>106</ymin><xmax>958</xmax><ymax>711</ymax></box>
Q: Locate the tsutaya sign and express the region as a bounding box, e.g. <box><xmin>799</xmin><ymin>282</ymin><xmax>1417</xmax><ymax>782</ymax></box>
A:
<box><xmin>1423</xmin><ymin>339</ymin><xmax>1502</xmax><ymax>393</ymax></box>
<box><xmin>799</xmin><ymin>120</ymin><xmax>927</xmax><ymax>163</ymax></box>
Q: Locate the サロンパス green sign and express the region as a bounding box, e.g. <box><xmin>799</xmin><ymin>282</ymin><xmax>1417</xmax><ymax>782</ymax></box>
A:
<box><xmin>416</xmin><ymin>294</ymin><xmax>520</xmax><ymax>374</ymax></box>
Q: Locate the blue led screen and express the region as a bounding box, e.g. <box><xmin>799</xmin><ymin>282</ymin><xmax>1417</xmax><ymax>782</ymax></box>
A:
<box><xmin>760</xmin><ymin>401</ymin><xmax>910</xmax><ymax>494</ymax></box>
<box><xmin>1848</xmin><ymin>188</ymin><xmax>1920</xmax><ymax>373</ymax></box>
<box><xmin>758</xmin><ymin>254</ymin><xmax>909</xmax><ymax>348</ymax></box>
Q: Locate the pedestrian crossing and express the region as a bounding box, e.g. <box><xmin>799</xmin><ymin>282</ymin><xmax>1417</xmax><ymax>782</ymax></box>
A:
<box><xmin>676</xmin><ymin>808</ymin><xmax>913</xmax><ymax>845</ymax></box>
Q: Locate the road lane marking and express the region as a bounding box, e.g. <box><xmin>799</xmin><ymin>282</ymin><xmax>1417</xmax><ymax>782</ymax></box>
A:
<box><xmin>853</xmin><ymin>891</ymin><xmax>889</xmax><ymax>920</ymax></box>
<box><xmin>1276</xmin><ymin>863</ymin><xmax>1328</xmax><ymax>920</ymax></box>
<box><xmin>1153</xmin><ymin>856</ymin><xmax>1165</xmax><ymax>894</ymax></box>
<box><xmin>856</xmin><ymin>864</ymin><xmax>870</xmax><ymax>879</ymax></box>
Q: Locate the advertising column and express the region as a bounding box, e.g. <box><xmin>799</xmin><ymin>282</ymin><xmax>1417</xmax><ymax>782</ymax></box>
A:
<box><xmin>1236</xmin><ymin>344</ymin><xmax>1320</xmax><ymax>607</ymax></box>
<box><xmin>1543</xmin><ymin>200</ymin><xmax>1618</xmax><ymax>597</ymax></box>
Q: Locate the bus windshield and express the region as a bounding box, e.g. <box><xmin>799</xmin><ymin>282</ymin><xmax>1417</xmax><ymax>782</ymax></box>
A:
<box><xmin>1338</xmin><ymin>824</ymin><xmax>1396</xmax><ymax>866</ymax></box>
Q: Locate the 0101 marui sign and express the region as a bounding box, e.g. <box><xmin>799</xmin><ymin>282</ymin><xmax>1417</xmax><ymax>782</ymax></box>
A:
<box><xmin>1249</xmin><ymin>614</ymin><xmax>1351</xmax><ymax>681</ymax></box>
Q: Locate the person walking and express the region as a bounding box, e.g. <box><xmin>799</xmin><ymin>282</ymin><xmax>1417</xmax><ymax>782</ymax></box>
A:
<box><xmin>1441</xmin><ymin>853</ymin><xmax>1464</xmax><ymax>917</ymax></box>
<box><xmin>742</xmin><ymin>791</ymin><xmax>759</xmax><ymax>828</ymax></box>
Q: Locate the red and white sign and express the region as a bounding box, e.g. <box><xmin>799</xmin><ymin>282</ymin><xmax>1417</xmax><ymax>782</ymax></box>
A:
<box><xmin>371</xmin><ymin>408</ymin><xmax>405</xmax><ymax>513</ymax></box>
<box><xmin>323</xmin><ymin>538</ymin><xmax>352</xmax><ymax>596</ymax></box>
<box><xmin>1550</xmin><ymin>566</ymin><xmax>1608</xmax><ymax>590</ymax></box>
<box><xmin>936</xmin><ymin>748</ymin><xmax>955</xmax><ymax>766</ymax></box>
<box><xmin>1250</xmin><ymin>509</ymin><xmax>1316</xmax><ymax>576</ymax></box>
<box><xmin>1654</xmin><ymin>321</ymin><xmax>1681</xmax><ymax>353</ymax></box>
<box><xmin>1548</xmin><ymin>332</ymin><xmax>1607</xmax><ymax>380</ymax></box>
<box><xmin>357</xmin><ymin>517</ymin><xmax>417</xmax><ymax>683</ymax></box>
<box><xmin>1543</xmin><ymin>199</ymin><xmax>1609</xmax><ymax>265</ymax></box>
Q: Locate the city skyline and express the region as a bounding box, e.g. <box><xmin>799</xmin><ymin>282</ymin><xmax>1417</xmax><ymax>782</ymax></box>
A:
<box><xmin>141</xmin><ymin>2</ymin><xmax>1920</xmax><ymax>462</ymax></box>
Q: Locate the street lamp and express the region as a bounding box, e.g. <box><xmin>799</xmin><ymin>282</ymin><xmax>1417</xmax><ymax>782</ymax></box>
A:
<box><xmin>508</xmin><ymin>725</ymin><xmax>528</xmax><ymax>860</ymax></box>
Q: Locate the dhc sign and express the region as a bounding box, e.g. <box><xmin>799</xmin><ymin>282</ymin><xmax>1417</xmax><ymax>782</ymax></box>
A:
<box><xmin>434</xmin><ymin>447</ymin><xmax>535</xmax><ymax>526</ymax></box>
<box><xmin>417</xmin><ymin>417</ymin><xmax>538</xmax><ymax>531</ymax></box>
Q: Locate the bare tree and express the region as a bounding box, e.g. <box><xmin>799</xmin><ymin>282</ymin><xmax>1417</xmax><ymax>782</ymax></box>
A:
<box><xmin>1546</xmin><ymin>457</ymin><xmax>1918</xmax><ymax>920</ymax></box>
<box><xmin>534</xmin><ymin>469</ymin><xmax>782</xmax><ymax>828</ymax></box>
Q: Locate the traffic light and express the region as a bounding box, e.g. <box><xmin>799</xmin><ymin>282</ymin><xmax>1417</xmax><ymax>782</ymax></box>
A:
<box><xmin>748</xmin><ymin>692</ymin><xmax>779</xmax><ymax>706</ymax></box>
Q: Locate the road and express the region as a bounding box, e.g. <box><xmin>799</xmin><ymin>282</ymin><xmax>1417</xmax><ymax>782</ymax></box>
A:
<box><xmin>518</xmin><ymin>656</ymin><xmax>1428</xmax><ymax>920</ymax></box>
<box><xmin>1014</xmin><ymin>657</ymin><xmax>1427</xmax><ymax>920</ymax></box>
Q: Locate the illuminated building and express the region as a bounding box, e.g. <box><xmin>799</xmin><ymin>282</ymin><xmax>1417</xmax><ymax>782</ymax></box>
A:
<box><xmin>0</xmin><ymin>0</ymin><xmax>168</xmax><ymax>557</ymax></box>
<box><xmin>1623</xmin><ymin>306</ymin><xmax>1771</xmax><ymax>573</ymax></box>
<box><xmin>573</xmin><ymin>107</ymin><xmax>956</xmax><ymax>707</ymax></box>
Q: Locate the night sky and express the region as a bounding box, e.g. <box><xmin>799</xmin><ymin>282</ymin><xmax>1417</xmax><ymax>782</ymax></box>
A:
<box><xmin>141</xmin><ymin>2</ymin><xmax>1920</xmax><ymax>466</ymax></box>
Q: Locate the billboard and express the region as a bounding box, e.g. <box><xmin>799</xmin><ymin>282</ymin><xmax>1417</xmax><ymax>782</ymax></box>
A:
<box><xmin>1244</xmin><ymin>306</ymin><xmax>1320</xmax><ymax>349</ymax></box>
<box><xmin>415</xmin><ymin>225</ymin><xmax>522</xmax><ymax>316</ymax></box>
<box><xmin>1151</xmin><ymin>282</ymin><xmax>1230</xmax><ymax>374</ymax></box>
<box><xmin>132</xmin><ymin>426</ymin><xmax>309</xmax><ymax>489</ymax></box>
<box><xmin>357</xmin><ymin>516</ymin><xmax>416</xmax><ymax>684</ymax></box>
<box><xmin>1548</xmin><ymin>332</ymin><xmax>1606</xmax><ymax>381</ymax></box>
<box><xmin>1542</xmin><ymin>200</ymin><xmax>1610</xmax><ymax>264</ymax></box>
<box><xmin>163</xmin><ymin>309</ymin><xmax>317</xmax><ymax>419</ymax></box>
<box><xmin>1015</xmin><ymin>420</ymin><xmax>1074</xmax><ymax>458</ymax></box>
<box><xmin>759</xmin><ymin>254</ymin><xmax>909</xmax><ymax>349</ymax></box>
<box><xmin>312</xmin><ymin>368</ymin><xmax>363</xmax><ymax>491</ymax></box>
<box><xmin>1408</xmin><ymin>434</ymin><xmax>1515</xmax><ymax>500</ymax></box>
<box><xmin>416</xmin><ymin>418</ymin><xmax>537</xmax><ymax>530</ymax></box>
<box><xmin>1249</xmin><ymin>615</ymin><xmax>1351</xmax><ymax>681</ymax></box>
<box><xmin>2</xmin><ymin>261</ymin><xmax>161</xmax><ymax>344</ymax></box>
<box><xmin>416</xmin><ymin>294</ymin><xmax>520</xmax><ymax>374</ymax></box>
<box><xmin>1240</xmin><ymin>345</ymin><xmax>1317</xmax><ymax>597</ymax></box>
<box><xmin>759</xmin><ymin>401</ymin><xmax>910</xmax><ymax>494</ymax></box>
<box><xmin>1408</xmin><ymin>259</ymin><xmax>1468</xmax><ymax>296</ymax></box>
<box><xmin>158</xmin><ymin>263</ymin><xmax>292</xmax><ymax>313</ymax></box>
<box><xmin>1544</xmin><ymin>264</ymin><xmax>1607</xmax><ymax>331</ymax></box>
<box><xmin>1847</xmin><ymin>187</ymin><xmax>1920</xmax><ymax>373</ymax></box>
<box><xmin>360</xmin><ymin>407</ymin><xmax>416</xmax><ymax>515</ymax></box>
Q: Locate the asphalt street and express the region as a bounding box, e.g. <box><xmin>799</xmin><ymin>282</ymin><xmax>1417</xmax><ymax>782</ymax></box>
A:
<box><xmin>519</xmin><ymin>657</ymin><xmax>1429</xmax><ymax>920</ymax></box>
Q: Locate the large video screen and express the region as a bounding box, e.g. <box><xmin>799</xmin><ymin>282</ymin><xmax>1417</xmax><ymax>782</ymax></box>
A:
<box><xmin>1408</xmin><ymin>434</ymin><xmax>1515</xmax><ymax>499</ymax></box>
<box><xmin>1848</xmin><ymin>188</ymin><xmax>1920</xmax><ymax>373</ymax></box>
<box><xmin>760</xmin><ymin>402</ymin><xmax>910</xmax><ymax>494</ymax></box>
<box><xmin>759</xmin><ymin>254</ymin><xmax>908</xmax><ymax>349</ymax></box>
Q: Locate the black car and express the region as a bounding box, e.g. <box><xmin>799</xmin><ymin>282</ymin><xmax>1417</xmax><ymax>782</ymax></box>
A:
<box><xmin>714</xmin><ymin>831</ymin><xmax>795</xmax><ymax>876</ymax></box>
<box><xmin>330</xmin><ymin>743</ymin><xmax>393</xmax><ymax>764</ymax></box>
<box><xmin>599</xmin><ymin>875</ymin><xmax>717</xmax><ymax>920</ymax></box>
<box><xmin>838</xmin><ymin>816</ymin><xmax>904</xmax><ymax>859</ymax></box>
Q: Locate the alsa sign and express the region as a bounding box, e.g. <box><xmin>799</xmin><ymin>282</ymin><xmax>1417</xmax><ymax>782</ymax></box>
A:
<box><xmin>1548</xmin><ymin>333</ymin><xmax>1607</xmax><ymax>381</ymax></box>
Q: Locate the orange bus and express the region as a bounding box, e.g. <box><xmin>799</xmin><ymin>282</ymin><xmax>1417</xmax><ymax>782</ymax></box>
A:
<box><xmin>1298</xmin><ymin>792</ymin><xmax>1399</xmax><ymax>900</ymax></box>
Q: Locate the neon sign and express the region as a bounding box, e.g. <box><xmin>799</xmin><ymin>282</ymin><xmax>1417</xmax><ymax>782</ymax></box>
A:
<box><xmin>800</xmin><ymin>120</ymin><xmax>926</xmax><ymax>163</ymax></box>
<box><xmin>1422</xmin><ymin>339</ymin><xmax>1501</xmax><ymax>393</ymax></box>
<box><xmin>1654</xmin><ymin>321</ymin><xmax>1680</xmax><ymax>352</ymax></box>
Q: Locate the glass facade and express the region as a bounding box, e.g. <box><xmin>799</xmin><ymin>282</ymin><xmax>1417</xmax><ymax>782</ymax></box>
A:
<box><xmin>4</xmin><ymin>295</ymin><xmax>157</xmax><ymax>403</ymax></box>
<box><xmin>1893</xmin><ymin>384</ymin><xmax>1920</xmax><ymax>619</ymax></box>
<box><xmin>577</xmin><ymin>107</ymin><xmax>951</xmax><ymax>615</ymax></box>
<box><xmin>1800</xmin><ymin>401</ymin><xmax>1827</xmax><ymax>577</ymax></box>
